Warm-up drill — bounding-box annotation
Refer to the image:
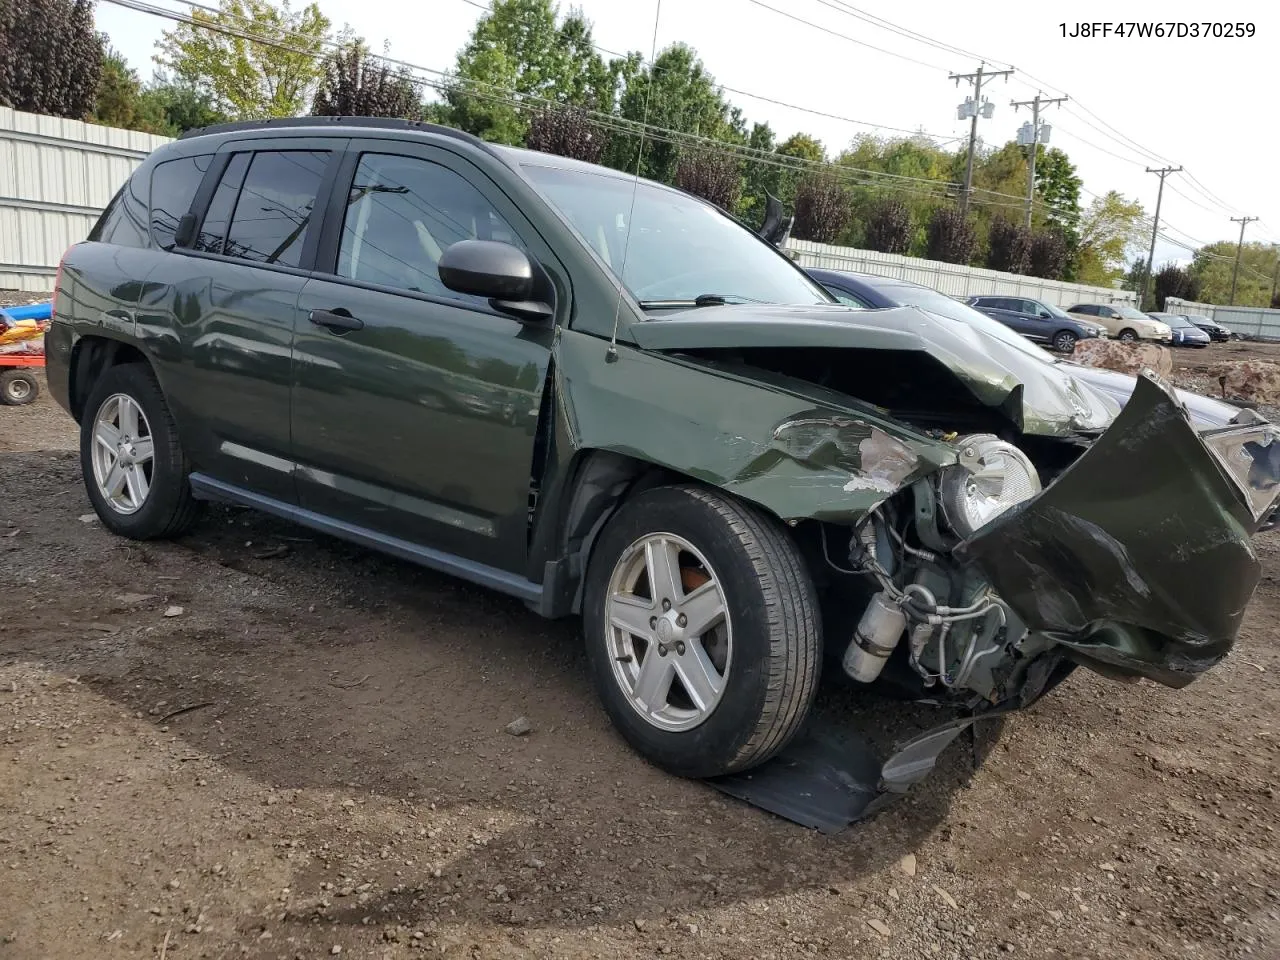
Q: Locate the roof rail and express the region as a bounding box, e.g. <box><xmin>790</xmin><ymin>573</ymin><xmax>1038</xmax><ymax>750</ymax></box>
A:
<box><xmin>177</xmin><ymin>115</ymin><xmax>490</xmax><ymax>152</ymax></box>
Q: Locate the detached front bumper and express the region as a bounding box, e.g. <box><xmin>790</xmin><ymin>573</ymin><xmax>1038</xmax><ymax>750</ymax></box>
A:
<box><xmin>956</xmin><ymin>373</ymin><xmax>1280</xmax><ymax>687</ymax></box>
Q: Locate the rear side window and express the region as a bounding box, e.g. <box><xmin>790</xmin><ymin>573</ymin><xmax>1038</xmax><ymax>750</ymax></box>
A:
<box><xmin>1071</xmin><ymin>304</ymin><xmax>1093</xmax><ymax>316</ymax></box>
<box><xmin>88</xmin><ymin>173</ymin><xmax>148</xmax><ymax>248</ymax></box>
<box><xmin>194</xmin><ymin>153</ymin><xmax>249</xmax><ymax>254</ymax></box>
<box><xmin>149</xmin><ymin>155</ymin><xmax>214</xmax><ymax>249</ymax></box>
<box><xmin>225</xmin><ymin>151</ymin><xmax>329</xmax><ymax>268</ymax></box>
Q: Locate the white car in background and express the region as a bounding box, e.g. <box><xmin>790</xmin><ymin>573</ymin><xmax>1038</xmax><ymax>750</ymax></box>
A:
<box><xmin>1066</xmin><ymin>303</ymin><xmax>1172</xmax><ymax>343</ymax></box>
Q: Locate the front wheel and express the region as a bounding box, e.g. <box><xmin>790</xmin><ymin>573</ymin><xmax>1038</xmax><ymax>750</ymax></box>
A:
<box><xmin>583</xmin><ymin>485</ymin><xmax>822</xmax><ymax>778</ymax></box>
<box><xmin>1118</xmin><ymin>328</ymin><xmax>1139</xmax><ymax>343</ymax></box>
<box><xmin>1052</xmin><ymin>331</ymin><xmax>1078</xmax><ymax>353</ymax></box>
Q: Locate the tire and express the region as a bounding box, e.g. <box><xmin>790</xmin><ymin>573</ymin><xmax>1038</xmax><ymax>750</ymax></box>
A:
<box><xmin>80</xmin><ymin>362</ymin><xmax>200</xmax><ymax>539</ymax></box>
<box><xmin>1052</xmin><ymin>330</ymin><xmax>1078</xmax><ymax>353</ymax></box>
<box><xmin>0</xmin><ymin>369</ymin><xmax>38</xmax><ymax>405</ymax></box>
<box><xmin>1118</xmin><ymin>328</ymin><xmax>1138</xmax><ymax>343</ymax></box>
<box><xmin>583</xmin><ymin>484</ymin><xmax>822</xmax><ymax>778</ymax></box>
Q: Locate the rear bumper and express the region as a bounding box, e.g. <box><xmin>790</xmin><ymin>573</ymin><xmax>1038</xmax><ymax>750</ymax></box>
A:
<box><xmin>957</xmin><ymin>373</ymin><xmax>1278</xmax><ymax>688</ymax></box>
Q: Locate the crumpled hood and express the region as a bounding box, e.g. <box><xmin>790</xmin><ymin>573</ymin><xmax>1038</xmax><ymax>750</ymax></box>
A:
<box><xmin>631</xmin><ymin>303</ymin><xmax>1120</xmax><ymax>437</ymax></box>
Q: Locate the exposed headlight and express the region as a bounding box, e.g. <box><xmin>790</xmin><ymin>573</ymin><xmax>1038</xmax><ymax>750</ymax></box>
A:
<box><xmin>939</xmin><ymin>434</ymin><xmax>1042</xmax><ymax>537</ymax></box>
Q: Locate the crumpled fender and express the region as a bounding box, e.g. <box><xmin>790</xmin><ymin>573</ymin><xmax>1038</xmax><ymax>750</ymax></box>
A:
<box><xmin>956</xmin><ymin>373</ymin><xmax>1277</xmax><ymax>687</ymax></box>
<box><xmin>555</xmin><ymin>330</ymin><xmax>953</xmax><ymax>521</ymax></box>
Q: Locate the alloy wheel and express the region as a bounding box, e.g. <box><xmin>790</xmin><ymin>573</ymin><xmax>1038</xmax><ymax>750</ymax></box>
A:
<box><xmin>90</xmin><ymin>393</ymin><xmax>155</xmax><ymax>515</ymax></box>
<box><xmin>604</xmin><ymin>532</ymin><xmax>732</xmax><ymax>732</ymax></box>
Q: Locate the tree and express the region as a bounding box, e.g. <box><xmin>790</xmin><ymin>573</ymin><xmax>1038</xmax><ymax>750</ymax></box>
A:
<box><xmin>1073</xmin><ymin>190</ymin><xmax>1146</xmax><ymax>286</ymax></box>
<box><xmin>312</xmin><ymin>41</ymin><xmax>419</xmax><ymax>118</ymax></box>
<box><xmin>610</xmin><ymin>43</ymin><xmax>740</xmax><ymax>183</ymax></box>
<box><xmin>674</xmin><ymin>148</ymin><xmax>742</xmax><ymax>212</ymax></box>
<box><xmin>792</xmin><ymin>171</ymin><xmax>851</xmax><ymax>243</ymax></box>
<box><xmin>1190</xmin><ymin>241</ymin><xmax>1279</xmax><ymax>306</ymax></box>
<box><xmin>986</xmin><ymin>218</ymin><xmax>1033</xmax><ymax>274</ymax></box>
<box><xmin>738</xmin><ymin>121</ymin><xmax>778</xmax><ymax>228</ymax></box>
<box><xmin>155</xmin><ymin>0</ymin><xmax>331</xmax><ymax>121</ymax></box>
<box><xmin>863</xmin><ymin>199</ymin><xmax>912</xmax><ymax>255</ymax></box>
<box><xmin>1153</xmin><ymin>263</ymin><xmax>1200</xmax><ymax>311</ymax></box>
<box><xmin>1034</xmin><ymin>147</ymin><xmax>1082</xmax><ymax>235</ymax></box>
<box><xmin>1028</xmin><ymin>228</ymin><xmax>1068</xmax><ymax>280</ymax></box>
<box><xmin>525</xmin><ymin>104</ymin><xmax>604</xmax><ymax>163</ymax></box>
<box><xmin>0</xmin><ymin>0</ymin><xmax>102</xmax><ymax>119</ymax></box>
<box><xmin>138</xmin><ymin>77</ymin><xmax>230</xmax><ymax>134</ymax></box>
<box><xmin>94</xmin><ymin>47</ymin><xmax>171</xmax><ymax>134</ymax></box>
<box><xmin>926</xmin><ymin>207</ymin><xmax>977</xmax><ymax>264</ymax></box>
<box><xmin>443</xmin><ymin>0</ymin><xmax>617</xmax><ymax>145</ymax></box>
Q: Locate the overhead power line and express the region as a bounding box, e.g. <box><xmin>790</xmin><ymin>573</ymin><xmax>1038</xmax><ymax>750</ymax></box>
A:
<box><xmin>739</xmin><ymin>0</ymin><xmax>947</xmax><ymax>72</ymax></box>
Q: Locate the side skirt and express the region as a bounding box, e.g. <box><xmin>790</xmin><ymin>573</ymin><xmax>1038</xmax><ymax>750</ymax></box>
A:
<box><xmin>188</xmin><ymin>473</ymin><xmax>545</xmax><ymax>606</ymax></box>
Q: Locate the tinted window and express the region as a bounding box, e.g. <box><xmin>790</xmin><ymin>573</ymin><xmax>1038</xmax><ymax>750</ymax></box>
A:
<box><xmin>225</xmin><ymin>151</ymin><xmax>329</xmax><ymax>268</ymax></box>
<box><xmin>150</xmin><ymin>155</ymin><xmax>213</xmax><ymax>249</ymax></box>
<box><xmin>993</xmin><ymin>298</ymin><xmax>1020</xmax><ymax>311</ymax></box>
<box><xmin>89</xmin><ymin>174</ymin><xmax>148</xmax><ymax>248</ymax></box>
<box><xmin>336</xmin><ymin>153</ymin><xmax>523</xmax><ymax>300</ymax></box>
<box><xmin>195</xmin><ymin>153</ymin><xmax>249</xmax><ymax>254</ymax></box>
<box><xmin>1070</xmin><ymin>304</ymin><xmax>1094</xmax><ymax>316</ymax></box>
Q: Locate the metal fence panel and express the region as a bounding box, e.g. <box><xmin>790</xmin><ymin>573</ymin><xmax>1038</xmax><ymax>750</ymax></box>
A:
<box><xmin>0</xmin><ymin>106</ymin><xmax>172</xmax><ymax>291</ymax></box>
<box><xmin>785</xmin><ymin>239</ymin><xmax>1138</xmax><ymax>307</ymax></box>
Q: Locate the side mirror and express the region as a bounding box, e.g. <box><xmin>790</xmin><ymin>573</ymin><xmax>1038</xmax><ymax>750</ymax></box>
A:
<box><xmin>438</xmin><ymin>240</ymin><xmax>552</xmax><ymax>322</ymax></box>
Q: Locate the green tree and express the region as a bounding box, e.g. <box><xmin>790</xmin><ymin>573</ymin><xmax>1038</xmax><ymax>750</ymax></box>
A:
<box><xmin>94</xmin><ymin>46</ymin><xmax>171</xmax><ymax>134</ymax></box>
<box><xmin>772</xmin><ymin>132</ymin><xmax>826</xmax><ymax>206</ymax></box>
<box><xmin>738</xmin><ymin>121</ymin><xmax>778</xmax><ymax>228</ymax></box>
<box><xmin>1073</xmin><ymin>191</ymin><xmax>1146</xmax><ymax>286</ymax></box>
<box><xmin>1034</xmin><ymin>148</ymin><xmax>1082</xmax><ymax>234</ymax></box>
<box><xmin>443</xmin><ymin>0</ymin><xmax>617</xmax><ymax>145</ymax></box>
<box><xmin>138</xmin><ymin>76</ymin><xmax>230</xmax><ymax>134</ymax></box>
<box><xmin>312</xmin><ymin>40</ymin><xmax>420</xmax><ymax>119</ymax></box>
<box><xmin>1191</xmin><ymin>241</ymin><xmax>1279</xmax><ymax>306</ymax></box>
<box><xmin>0</xmin><ymin>0</ymin><xmax>102</xmax><ymax>119</ymax></box>
<box><xmin>155</xmin><ymin>0</ymin><xmax>331</xmax><ymax>121</ymax></box>
<box><xmin>1153</xmin><ymin>262</ymin><xmax>1200</xmax><ymax>311</ymax></box>
<box><xmin>609</xmin><ymin>43</ymin><xmax>741</xmax><ymax>183</ymax></box>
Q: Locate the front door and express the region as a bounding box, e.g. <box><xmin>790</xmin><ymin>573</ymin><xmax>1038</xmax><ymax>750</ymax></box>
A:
<box><xmin>291</xmin><ymin>142</ymin><xmax>556</xmax><ymax>571</ymax></box>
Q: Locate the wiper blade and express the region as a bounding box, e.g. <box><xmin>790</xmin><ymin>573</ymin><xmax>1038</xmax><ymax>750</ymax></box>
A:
<box><xmin>637</xmin><ymin>293</ymin><xmax>763</xmax><ymax>310</ymax></box>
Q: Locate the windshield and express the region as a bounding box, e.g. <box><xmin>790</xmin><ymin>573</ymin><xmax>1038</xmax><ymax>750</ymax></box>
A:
<box><xmin>1117</xmin><ymin>305</ymin><xmax>1153</xmax><ymax>321</ymax></box>
<box><xmin>520</xmin><ymin>163</ymin><xmax>829</xmax><ymax>307</ymax></box>
<box><xmin>873</xmin><ymin>282</ymin><xmax>1058</xmax><ymax>362</ymax></box>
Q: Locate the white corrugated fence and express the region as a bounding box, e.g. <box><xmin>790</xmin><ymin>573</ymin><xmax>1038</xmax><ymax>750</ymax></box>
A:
<box><xmin>0</xmin><ymin>106</ymin><xmax>173</xmax><ymax>291</ymax></box>
<box><xmin>785</xmin><ymin>238</ymin><xmax>1138</xmax><ymax>307</ymax></box>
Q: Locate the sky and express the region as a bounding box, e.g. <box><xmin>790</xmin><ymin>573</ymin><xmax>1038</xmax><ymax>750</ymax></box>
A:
<box><xmin>95</xmin><ymin>0</ymin><xmax>1280</xmax><ymax>273</ymax></box>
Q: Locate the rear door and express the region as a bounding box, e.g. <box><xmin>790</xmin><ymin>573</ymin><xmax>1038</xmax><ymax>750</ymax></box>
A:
<box><xmin>136</xmin><ymin>138</ymin><xmax>344</xmax><ymax>501</ymax></box>
<box><xmin>290</xmin><ymin>140</ymin><xmax>558</xmax><ymax>571</ymax></box>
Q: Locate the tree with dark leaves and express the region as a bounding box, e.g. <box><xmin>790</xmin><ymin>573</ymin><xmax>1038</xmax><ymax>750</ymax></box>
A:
<box><xmin>525</xmin><ymin>105</ymin><xmax>604</xmax><ymax>163</ymax></box>
<box><xmin>1028</xmin><ymin>228</ymin><xmax>1068</xmax><ymax>280</ymax></box>
<box><xmin>1153</xmin><ymin>263</ymin><xmax>1200</xmax><ymax>311</ymax></box>
<box><xmin>0</xmin><ymin>0</ymin><xmax>102</xmax><ymax>119</ymax></box>
<box><xmin>863</xmin><ymin>199</ymin><xmax>912</xmax><ymax>255</ymax></box>
<box><xmin>986</xmin><ymin>218</ymin><xmax>1033</xmax><ymax>274</ymax></box>
<box><xmin>312</xmin><ymin>41</ymin><xmax>420</xmax><ymax>119</ymax></box>
<box><xmin>674</xmin><ymin>148</ymin><xmax>742</xmax><ymax>212</ymax></box>
<box><xmin>792</xmin><ymin>172</ymin><xmax>851</xmax><ymax>244</ymax></box>
<box><xmin>926</xmin><ymin>207</ymin><xmax>977</xmax><ymax>265</ymax></box>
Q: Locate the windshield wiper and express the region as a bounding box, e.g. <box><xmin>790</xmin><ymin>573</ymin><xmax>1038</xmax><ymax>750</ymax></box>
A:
<box><xmin>637</xmin><ymin>293</ymin><xmax>763</xmax><ymax>310</ymax></box>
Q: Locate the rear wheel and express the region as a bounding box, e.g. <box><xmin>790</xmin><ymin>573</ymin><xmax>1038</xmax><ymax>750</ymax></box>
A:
<box><xmin>0</xmin><ymin>370</ymin><xmax>38</xmax><ymax>405</ymax></box>
<box><xmin>1052</xmin><ymin>330</ymin><xmax>1078</xmax><ymax>353</ymax></box>
<box><xmin>80</xmin><ymin>363</ymin><xmax>200</xmax><ymax>539</ymax></box>
<box><xmin>583</xmin><ymin>485</ymin><xmax>822</xmax><ymax>778</ymax></box>
<box><xmin>1118</xmin><ymin>328</ymin><xmax>1139</xmax><ymax>342</ymax></box>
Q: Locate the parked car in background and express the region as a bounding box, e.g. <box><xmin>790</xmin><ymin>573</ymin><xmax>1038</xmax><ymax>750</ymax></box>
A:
<box><xmin>963</xmin><ymin>295</ymin><xmax>1106</xmax><ymax>353</ymax></box>
<box><xmin>42</xmin><ymin>118</ymin><xmax>1280</xmax><ymax>792</ymax></box>
<box><xmin>1185</xmin><ymin>314</ymin><xmax>1232</xmax><ymax>342</ymax></box>
<box><xmin>1067</xmin><ymin>303</ymin><xmax>1172</xmax><ymax>343</ymax></box>
<box><xmin>1148</xmin><ymin>312</ymin><xmax>1210</xmax><ymax>348</ymax></box>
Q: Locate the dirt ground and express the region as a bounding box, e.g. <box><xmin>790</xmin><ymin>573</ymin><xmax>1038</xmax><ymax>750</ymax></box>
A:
<box><xmin>2</xmin><ymin>336</ymin><xmax>1279</xmax><ymax>960</ymax></box>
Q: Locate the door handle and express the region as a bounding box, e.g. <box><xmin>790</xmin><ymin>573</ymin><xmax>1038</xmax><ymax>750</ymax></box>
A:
<box><xmin>309</xmin><ymin>308</ymin><xmax>364</xmax><ymax>332</ymax></box>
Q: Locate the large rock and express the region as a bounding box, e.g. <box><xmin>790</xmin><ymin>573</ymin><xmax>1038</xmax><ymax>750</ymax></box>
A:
<box><xmin>1209</xmin><ymin>360</ymin><xmax>1280</xmax><ymax>405</ymax></box>
<box><xmin>1072</xmin><ymin>339</ymin><xmax>1173</xmax><ymax>377</ymax></box>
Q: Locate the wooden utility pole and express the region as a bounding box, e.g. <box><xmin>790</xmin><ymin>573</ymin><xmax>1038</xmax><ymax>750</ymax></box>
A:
<box><xmin>950</xmin><ymin>63</ymin><xmax>1014</xmax><ymax>219</ymax></box>
<box><xmin>1229</xmin><ymin>216</ymin><xmax>1258</xmax><ymax>305</ymax></box>
<box><xmin>1011</xmin><ymin>92</ymin><xmax>1067</xmax><ymax>229</ymax></box>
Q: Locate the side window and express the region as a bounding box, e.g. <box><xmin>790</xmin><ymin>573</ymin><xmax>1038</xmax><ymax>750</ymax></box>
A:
<box><xmin>89</xmin><ymin>173</ymin><xmax>148</xmax><ymax>248</ymax></box>
<box><xmin>194</xmin><ymin>153</ymin><xmax>249</xmax><ymax>254</ymax></box>
<box><xmin>149</xmin><ymin>154</ymin><xmax>214</xmax><ymax>250</ymax></box>
<box><xmin>823</xmin><ymin>286</ymin><xmax>867</xmax><ymax>308</ymax></box>
<box><xmin>336</xmin><ymin>153</ymin><xmax>524</xmax><ymax>301</ymax></box>
<box><xmin>1072</xmin><ymin>305</ymin><xmax>1093</xmax><ymax>316</ymax></box>
<box><xmin>1023</xmin><ymin>300</ymin><xmax>1046</xmax><ymax>316</ymax></box>
<box><xmin>224</xmin><ymin>150</ymin><xmax>329</xmax><ymax>267</ymax></box>
<box><xmin>993</xmin><ymin>297</ymin><xmax>1018</xmax><ymax>311</ymax></box>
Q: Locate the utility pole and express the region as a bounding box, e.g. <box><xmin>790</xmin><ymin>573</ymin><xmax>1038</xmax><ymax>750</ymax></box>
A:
<box><xmin>1142</xmin><ymin>165</ymin><xmax>1182</xmax><ymax>309</ymax></box>
<box><xmin>950</xmin><ymin>63</ymin><xmax>1014</xmax><ymax>219</ymax></box>
<box><xmin>1011</xmin><ymin>92</ymin><xmax>1068</xmax><ymax>230</ymax></box>
<box><xmin>1228</xmin><ymin>216</ymin><xmax>1259</xmax><ymax>305</ymax></box>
